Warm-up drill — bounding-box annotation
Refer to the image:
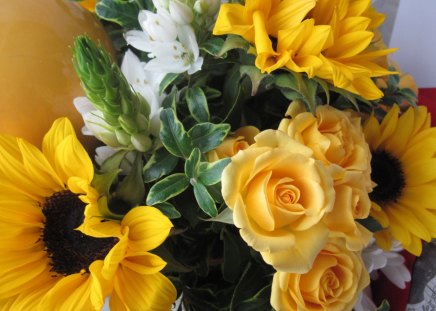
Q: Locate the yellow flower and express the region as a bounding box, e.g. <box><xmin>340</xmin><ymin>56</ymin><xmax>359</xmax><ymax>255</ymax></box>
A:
<box><xmin>221</xmin><ymin>129</ymin><xmax>335</xmax><ymax>273</ymax></box>
<box><xmin>279</xmin><ymin>102</ymin><xmax>373</xmax><ymax>250</ymax></box>
<box><xmin>0</xmin><ymin>118</ymin><xmax>176</xmax><ymax>310</ymax></box>
<box><xmin>213</xmin><ymin>0</ymin><xmax>330</xmax><ymax>74</ymax></box>
<box><xmin>363</xmin><ymin>105</ymin><xmax>436</xmax><ymax>255</ymax></box>
<box><xmin>311</xmin><ymin>0</ymin><xmax>397</xmax><ymax>99</ymax></box>
<box><xmin>207</xmin><ymin>126</ymin><xmax>259</xmax><ymax>162</ymax></box>
<box><xmin>271</xmin><ymin>238</ymin><xmax>369</xmax><ymax>311</ymax></box>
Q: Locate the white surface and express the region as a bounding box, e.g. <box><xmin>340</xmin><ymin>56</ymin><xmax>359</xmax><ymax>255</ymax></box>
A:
<box><xmin>388</xmin><ymin>0</ymin><xmax>436</xmax><ymax>88</ymax></box>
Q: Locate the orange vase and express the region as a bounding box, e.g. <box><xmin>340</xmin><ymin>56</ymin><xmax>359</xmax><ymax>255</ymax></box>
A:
<box><xmin>0</xmin><ymin>0</ymin><xmax>113</xmax><ymax>148</ymax></box>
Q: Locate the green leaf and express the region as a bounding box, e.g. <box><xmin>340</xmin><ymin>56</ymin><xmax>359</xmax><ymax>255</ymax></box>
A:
<box><xmin>192</xmin><ymin>181</ymin><xmax>218</xmax><ymax>217</ymax></box>
<box><xmin>154</xmin><ymin>202</ymin><xmax>181</xmax><ymax>219</ymax></box>
<box><xmin>161</xmin><ymin>87</ymin><xmax>178</xmax><ymax>110</ymax></box>
<box><xmin>221</xmin><ymin>227</ymin><xmax>250</xmax><ymax>283</ymax></box>
<box><xmin>230</xmin><ymin>263</ymin><xmax>273</xmax><ymax>311</ymax></box>
<box><xmin>95</xmin><ymin>0</ymin><xmax>140</xmax><ymax>29</ymax></box>
<box><xmin>240</xmin><ymin>65</ymin><xmax>268</xmax><ymax>96</ymax></box>
<box><xmin>200</xmin><ymin>37</ymin><xmax>225</xmax><ymax>56</ymax></box>
<box><xmin>217</xmin><ymin>34</ymin><xmax>250</xmax><ymax>57</ymax></box>
<box><xmin>159</xmin><ymin>73</ymin><xmax>180</xmax><ymax>95</ymax></box>
<box><xmin>204</xmin><ymin>207</ymin><xmax>234</xmax><ymax>224</ymax></box>
<box><xmin>143</xmin><ymin>148</ymin><xmax>179</xmax><ymax>183</ymax></box>
<box><xmin>188</xmin><ymin>122</ymin><xmax>231</xmax><ymax>153</ymax></box>
<box><xmin>357</xmin><ymin>216</ymin><xmax>384</xmax><ymax>233</ymax></box>
<box><xmin>185</xmin><ymin>148</ymin><xmax>202</xmax><ymax>179</ymax></box>
<box><xmin>198</xmin><ymin>158</ymin><xmax>231</xmax><ymax>185</ymax></box>
<box><xmin>376</xmin><ymin>300</ymin><xmax>390</xmax><ymax>311</ymax></box>
<box><xmin>186</xmin><ymin>87</ymin><xmax>210</xmax><ymax>123</ymax></box>
<box><xmin>146</xmin><ymin>173</ymin><xmax>190</xmax><ymax>205</ymax></box>
<box><xmin>160</xmin><ymin>108</ymin><xmax>193</xmax><ymax>158</ymax></box>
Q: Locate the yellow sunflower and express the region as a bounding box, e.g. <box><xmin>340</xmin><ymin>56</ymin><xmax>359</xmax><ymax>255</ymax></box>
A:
<box><xmin>311</xmin><ymin>0</ymin><xmax>397</xmax><ymax>100</ymax></box>
<box><xmin>363</xmin><ymin>105</ymin><xmax>436</xmax><ymax>255</ymax></box>
<box><xmin>212</xmin><ymin>0</ymin><xmax>331</xmax><ymax>74</ymax></box>
<box><xmin>0</xmin><ymin>118</ymin><xmax>176</xmax><ymax>310</ymax></box>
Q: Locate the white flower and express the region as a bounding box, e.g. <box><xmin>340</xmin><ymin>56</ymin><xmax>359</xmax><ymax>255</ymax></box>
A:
<box><xmin>125</xmin><ymin>1</ymin><xmax>203</xmax><ymax>75</ymax></box>
<box><xmin>121</xmin><ymin>50</ymin><xmax>165</xmax><ymax>136</ymax></box>
<box><xmin>144</xmin><ymin>25</ymin><xmax>203</xmax><ymax>75</ymax></box>
<box><xmin>362</xmin><ymin>238</ymin><xmax>411</xmax><ymax>288</ymax></box>
<box><xmin>354</xmin><ymin>238</ymin><xmax>412</xmax><ymax>311</ymax></box>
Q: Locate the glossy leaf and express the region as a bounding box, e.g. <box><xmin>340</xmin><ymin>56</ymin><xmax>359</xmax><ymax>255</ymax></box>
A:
<box><xmin>188</xmin><ymin>122</ymin><xmax>230</xmax><ymax>153</ymax></box>
<box><xmin>146</xmin><ymin>173</ymin><xmax>190</xmax><ymax>205</ymax></box>
<box><xmin>160</xmin><ymin>108</ymin><xmax>193</xmax><ymax>158</ymax></box>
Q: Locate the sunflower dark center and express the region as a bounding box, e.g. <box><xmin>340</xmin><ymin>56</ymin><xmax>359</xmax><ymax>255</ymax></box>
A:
<box><xmin>41</xmin><ymin>190</ymin><xmax>118</xmax><ymax>276</ymax></box>
<box><xmin>369</xmin><ymin>150</ymin><xmax>406</xmax><ymax>205</ymax></box>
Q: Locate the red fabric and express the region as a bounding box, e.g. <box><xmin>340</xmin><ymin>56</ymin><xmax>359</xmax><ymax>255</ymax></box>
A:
<box><xmin>419</xmin><ymin>88</ymin><xmax>436</xmax><ymax>126</ymax></box>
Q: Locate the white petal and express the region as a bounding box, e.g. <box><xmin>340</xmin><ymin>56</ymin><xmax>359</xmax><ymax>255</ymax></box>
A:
<box><xmin>169</xmin><ymin>0</ymin><xmax>194</xmax><ymax>24</ymax></box>
<box><xmin>143</xmin><ymin>11</ymin><xmax>178</xmax><ymax>42</ymax></box>
<box><xmin>121</xmin><ymin>50</ymin><xmax>146</xmax><ymax>85</ymax></box>
<box><xmin>73</xmin><ymin>96</ymin><xmax>95</xmax><ymax>114</ymax></box>
<box><xmin>125</xmin><ymin>30</ymin><xmax>152</xmax><ymax>52</ymax></box>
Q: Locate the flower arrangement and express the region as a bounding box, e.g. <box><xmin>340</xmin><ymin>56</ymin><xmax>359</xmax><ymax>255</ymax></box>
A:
<box><xmin>0</xmin><ymin>0</ymin><xmax>433</xmax><ymax>310</ymax></box>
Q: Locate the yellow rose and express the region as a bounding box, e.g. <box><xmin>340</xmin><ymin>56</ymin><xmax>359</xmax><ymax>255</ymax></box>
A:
<box><xmin>222</xmin><ymin>130</ymin><xmax>335</xmax><ymax>273</ymax></box>
<box><xmin>271</xmin><ymin>238</ymin><xmax>370</xmax><ymax>311</ymax></box>
<box><xmin>207</xmin><ymin>126</ymin><xmax>259</xmax><ymax>162</ymax></box>
<box><xmin>278</xmin><ymin>102</ymin><xmax>373</xmax><ymax>250</ymax></box>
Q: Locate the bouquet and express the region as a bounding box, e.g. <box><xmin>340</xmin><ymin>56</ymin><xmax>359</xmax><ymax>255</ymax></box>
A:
<box><xmin>1</xmin><ymin>0</ymin><xmax>433</xmax><ymax>310</ymax></box>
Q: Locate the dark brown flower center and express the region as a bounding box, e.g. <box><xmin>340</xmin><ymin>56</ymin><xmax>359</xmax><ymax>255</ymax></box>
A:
<box><xmin>369</xmin><ymin>150</ymin><xmax>406</xmax><ymax>205</ymax></box>
<box><xmin>41</xmin><ymin>190</ymin><xmax>118</xmax><ymax>276</ymax></box>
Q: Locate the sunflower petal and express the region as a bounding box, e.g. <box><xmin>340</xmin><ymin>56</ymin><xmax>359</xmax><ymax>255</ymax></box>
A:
<box><xmin>42</xmin><ymin>118</ymin><xmax>76</xmax><ymax>169</ymax></box>
<box><xmin>110</xmin><ymin>267</ymin><xmax>176</xmax><ymax>311</ymax></box>
<box><xmin>122</xmin><ymin>206</ymin><xmax>173</xmax><ymax>252</ymax></box>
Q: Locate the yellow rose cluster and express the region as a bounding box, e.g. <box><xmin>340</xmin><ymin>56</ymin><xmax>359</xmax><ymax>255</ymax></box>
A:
<box><xmin>219</xmin><ymin>102</ymin><xmax>372</xmax><ymax>310</ymax></box>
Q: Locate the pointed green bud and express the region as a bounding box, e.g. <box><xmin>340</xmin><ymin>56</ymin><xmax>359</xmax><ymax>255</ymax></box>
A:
<box><xmin>118</xmin><ymin>114</ymin><xmax>138</xmax><ymax>135</ymax></box>
<box><xmin>131</xmin><ymin>132</ymin><xmax>152</xmax><ymax>152</ymax></box>
<box><xmin>115</xmin><ymin>128</ymin><xmax>131</xmax><ymax>146</ymax></box>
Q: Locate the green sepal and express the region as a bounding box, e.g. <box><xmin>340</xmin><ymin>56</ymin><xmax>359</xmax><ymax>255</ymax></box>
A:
<box><xmin>95</xmin><ymin>0</ymin><xmax>141</xmax><ymax>29</ymax></box>
<box><xmin>115</xmin><ymin>154</ymin><xmax>145</xmax><ymax>206</ymax></box>
<box><xmin>160</xmin><ymin>108</ymin><xmax>194</xmax><ymax>158</ymax></box>
<box><xmin>154</xmin><ymin>202</ymin><xmax>182</xmax><ymax>219</ymax></box>
<box><xmin>146</xmin><ymin>173</ymin><xmax>190</xmax><ymax>205</ymax></box>
<box><xmin>192</xmin><ymin>180</ymin><xmax>218</xmax><ymax>217</ymax></box>
<box><xmin>92</xmin><ymin>170</ymin><xmax>122</xmax><ymax>196</ymax></box>
<box><xmin>143</xmin><ymin>147</ymin><xmax>179</xmax><ymax>183</ymax></box>
<box><xmin>186</xmin><ymin>86</ymin><xmax>210</xmax><ymax>123</ymax></box>
<box><xmin>185</xmin><ymin>148</ymin><xmax>202</xmax><ymax>179</ymax></box>
<box><xmin>198</xmin><ymin>158</ymin><xmax>231</xmax><ymax>185</ymax></box>
<box><xmin>99</xmin><ymin>150</ymin><xmax>130</xmax><ymax>173</ymax></box>
<box><xmin>188</xmin><ymin>122</ymin><xmax>230</xmax><ymax>153</ymax></box>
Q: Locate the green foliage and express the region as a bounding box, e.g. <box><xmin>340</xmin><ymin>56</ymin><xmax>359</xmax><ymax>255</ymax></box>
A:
<box><xmin>376</xmin><ymin>300</ymin><xmax>390</xmax><ymax>311</ymax></box>
<box><xmin>160</xmin><ymin>108</ymin><xmax>194</xmax><ymax>158</ymax></box>
<box><xmin>143</xmin><ymin>148</ymin><xmax>179</xmax><ymax>183</ymax></box>
<box><xmin>146</xmin><ymin>173</ymin><xmax>190</xmax><ymax>205</ymax></box>
<box><xmin>95</xmin><ymin>0</ymin><xmax>142</xmax><ymax>29</ymax></box>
